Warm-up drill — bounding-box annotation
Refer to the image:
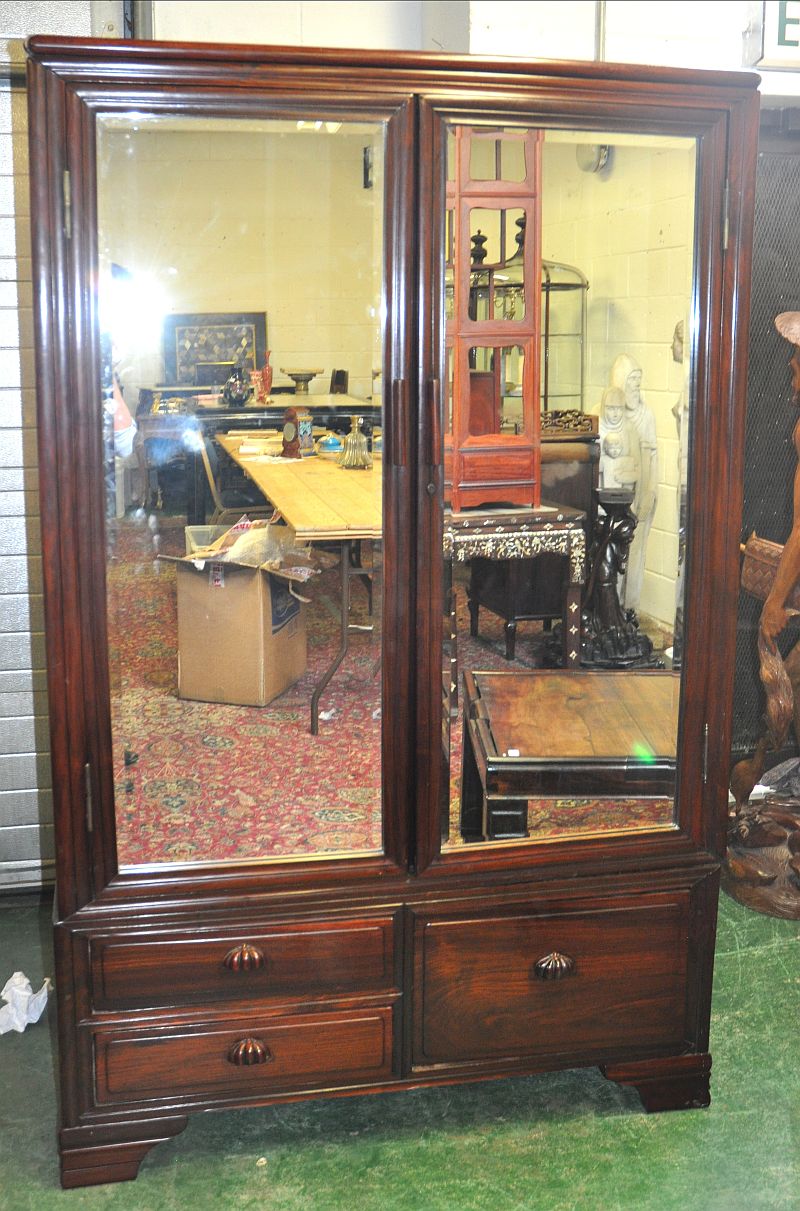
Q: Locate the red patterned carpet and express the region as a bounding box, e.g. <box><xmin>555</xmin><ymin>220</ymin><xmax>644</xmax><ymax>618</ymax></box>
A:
<box><xmin>109</xmin><ymin>517</ymin><xmax>383</xmax><ymax>865</ymax></box>
<box><xmin>108</xmin><ymin>514</ymin><xmax>672</xmax><ymax>868</ymax></box>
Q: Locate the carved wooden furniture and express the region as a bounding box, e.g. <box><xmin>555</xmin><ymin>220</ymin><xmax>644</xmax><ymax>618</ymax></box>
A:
<box><xmin>27</xmin><ymin>37</ymin><xmax>757</xmax><ymax>1190</ymax></box>
<box><xmin>460</xmin><ymin>670</ymin><xmax>679</xmax><ymax>841</ymax></box>
<box><xmin>445</xmin><ymin>126</ymin><xmax>542</xmax><ymax>511</ymax></box>
<box><xmin>467</xmin><ymin>432</ymin><xmax>599</xmax><ymax>659</ymax></box>
<box><xmin>447</xmin><ymin>502</ymin><xmax>587</xmax><ymax>664</ymax></box>
<box><xmin>580</xmin><ymin>488</ymin><xmax>661</xmax><ymax>668</ymax></box>
<box><xmin>724</xmin><ymin>533</ymin><xmax>800</xmax><ymax>917</ymax></box>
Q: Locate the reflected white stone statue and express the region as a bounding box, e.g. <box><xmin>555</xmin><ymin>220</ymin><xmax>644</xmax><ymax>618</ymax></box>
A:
<box><xmin>597</xmin><ymin>386</ymin><xmax>642</xmax><ymax>508</ymax></box>
<box><xmin>670</xmin><ymin>321</ymin><xmax>689</xmax><ymax>493</ymax></box>
<box><xmin>671</xmin><ymin>321</ymin><xmax>689</xmax><ymax>662</ymax></box>
<box><xmin>609</xmin><ymin>353</ymin><xmax>658</xmax><ymax>610</ymax></box>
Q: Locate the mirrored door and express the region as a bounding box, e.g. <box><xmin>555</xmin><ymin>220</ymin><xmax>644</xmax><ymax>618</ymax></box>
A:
<box><xmin>434</xmin><ymin>120</ymin><xmax>698</xmax><ymax>853</ymax></box>
<box><xmin>95</xmin><ymin>110</ymin><xmax>401</xmax><ymax>869</ymax></box>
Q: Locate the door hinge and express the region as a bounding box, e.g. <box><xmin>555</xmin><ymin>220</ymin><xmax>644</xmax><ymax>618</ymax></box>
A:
<box><xmin>702</xmin><ymin>723</ymin><xmax>710</xmax><ymax>785</ymax></box>
<box><xmin>722</xmin><ymin>178</ymin><xmax>730</xmax><ymax>253</ymax></box>
<box><xmin>84</xmin><ymin>761</ymin><xmax>94</xmax><ymax>832</ymax></box>
<box><xmin>62</xmin><ymin>169</ymin><xmax>72</xmax><ymax>240</ymax></box>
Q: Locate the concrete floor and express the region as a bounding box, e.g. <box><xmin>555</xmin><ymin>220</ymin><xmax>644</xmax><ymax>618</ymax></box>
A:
<box><xmin>0</xmin><ymin>890</ymin><xmax>797</xmax><ymax>1210</ymax></box>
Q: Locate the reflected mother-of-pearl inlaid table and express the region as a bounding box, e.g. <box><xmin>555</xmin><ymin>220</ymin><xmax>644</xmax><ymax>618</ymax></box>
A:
<box><xmin>442</xmin><ymin>504</ymin><xmax>587</xmax><ymax>670</ymax></box>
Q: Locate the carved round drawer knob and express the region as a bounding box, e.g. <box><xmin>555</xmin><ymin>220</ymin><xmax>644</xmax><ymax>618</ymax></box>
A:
<box><xmin>223</xmin><ymin>943</ymin><xmax>265</xmax><ymax>972</ymax></box>
<box><xmin>228</xmin><ymin>1038</ymin><xmax>272</xmax><ymax>1066</ymax></box>
<box><xmin>533</xmin><ymin>951</ymin><xmax>576</xmax><ymax>980</ymax></box>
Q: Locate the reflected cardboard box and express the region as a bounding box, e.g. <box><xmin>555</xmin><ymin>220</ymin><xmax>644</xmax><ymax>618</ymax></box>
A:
<box><xmin>164</xmin><ymin>524</ymin><xmax>308</xmax><ymax>708</ymax></box>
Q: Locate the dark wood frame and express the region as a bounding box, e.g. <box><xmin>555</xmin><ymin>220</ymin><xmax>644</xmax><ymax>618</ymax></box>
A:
<box><xmin>26</xmin><ymin>36</ymin><xmax>758</xmax><ymax>1189</ymax></box>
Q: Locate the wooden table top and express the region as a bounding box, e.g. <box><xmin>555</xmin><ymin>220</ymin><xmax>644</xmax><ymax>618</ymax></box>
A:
<box><xmin>217</xmin><ymin>433</ymin><xmax>382</xmax><ymax>541</ymax></box>
<box><xmin>471</xmin><ymin>670</ymin><xmax>680</xmax><ymax>763</ymax></box>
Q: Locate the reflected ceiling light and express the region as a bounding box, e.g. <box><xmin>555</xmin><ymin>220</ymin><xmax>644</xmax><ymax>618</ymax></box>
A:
<box><xmin>100</xmin><ymin>266</ymin><xmax>169</xmax><ymax>364</ymax></box>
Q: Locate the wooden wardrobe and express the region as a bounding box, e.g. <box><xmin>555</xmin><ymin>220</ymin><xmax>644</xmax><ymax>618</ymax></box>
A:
<box><xmin>25</xmin><ymin>36</ymin><xmax>757</xmax><ymax>1188</ymax></box>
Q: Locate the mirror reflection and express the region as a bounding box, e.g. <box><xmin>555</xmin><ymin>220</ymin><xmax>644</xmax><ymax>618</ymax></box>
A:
<box><xmin>464</xmin><ymin>346</ymin><xmax>525</xmax><ymax>437</ymax></box>
<box><xmin>442</xmin><ymin>125</ymin><xmax>696</xmax><ymax>849</ymax></box>
<box><xmin>97</xmin><ymin>114</ymin><xmax>386</xmax><ymax>868</ymax></box>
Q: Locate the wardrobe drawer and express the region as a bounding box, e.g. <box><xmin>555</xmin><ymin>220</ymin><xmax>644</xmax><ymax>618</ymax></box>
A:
<box><xmin>412</xmin><ymin>893</ymin><xmax>690</xmax><ymax>1068</ymax></box>
<box><xmin>93</xmin><ymin>1006</ymin><xmax>394</xmax><ymax>1104</ymax></box>
<box><xmin>88</xmin><ymin>914</ymin><xmax>398</xmax><ymax>1011</ymax></box>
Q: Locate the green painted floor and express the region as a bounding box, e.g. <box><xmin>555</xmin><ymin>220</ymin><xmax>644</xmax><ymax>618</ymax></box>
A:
<box><xmin>0</xmin><ymin>891</ymin><xmax>797</xmax><ymax>1210</ymax></box>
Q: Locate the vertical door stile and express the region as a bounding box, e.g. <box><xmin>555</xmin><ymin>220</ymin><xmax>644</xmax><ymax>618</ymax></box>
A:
<box><xmin>414</xmin><ymin>98</ymin><xmax>446</xmax><ymax>872</ymax></box>
<box><xmin>381</xmin><ymin>97</ymin><xmax>419</xmax><ymax>871</ymax></box>
<box><xmin>70</xmin><ymin>91</ymin><xmax>118</xmax><ymax>892</ymax></box>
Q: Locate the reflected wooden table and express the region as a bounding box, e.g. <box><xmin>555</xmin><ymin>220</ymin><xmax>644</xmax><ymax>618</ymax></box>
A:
<box><xmin>217</xmin><ymin>434</ymin><xmax>382</xmax><ymax>732</ymax></box>
<box><xmin>136</xmin><ymin>394</ymin><xmax>380</xmax><ymax>523</ymax></box>
<box><xmin>460</xmin><ymin>669</ymin><xmax>680</xmax><ymax>842</ymax></box>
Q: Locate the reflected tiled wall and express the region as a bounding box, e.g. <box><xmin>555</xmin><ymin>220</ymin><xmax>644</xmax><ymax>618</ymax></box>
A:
<box><xmin>102</xmin><ymin>126</ymin><xmax>385</xmax><ymax>403</ymax></box>
<box><xmin>542</xmin><ymin>139</ymin><xmax>695</xmax><ymax>625</ymax></box>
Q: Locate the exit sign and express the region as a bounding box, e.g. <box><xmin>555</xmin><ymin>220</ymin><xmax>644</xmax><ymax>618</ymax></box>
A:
<box><xmin>759</xmin><ymin>1</ymin><xmax>800</xmax><ymax>67</ymax></box>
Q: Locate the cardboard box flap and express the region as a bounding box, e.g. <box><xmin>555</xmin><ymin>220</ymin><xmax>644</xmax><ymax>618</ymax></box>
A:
<box><xmin>164</xmin><ymin>521</ymin><xmax>322</xmax><ymax>586</ymax></box>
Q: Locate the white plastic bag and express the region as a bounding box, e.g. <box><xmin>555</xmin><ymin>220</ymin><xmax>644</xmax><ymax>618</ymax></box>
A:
<box><xmin>0</xmin><ymin>971</ymin><xmax>52</xmax><ymax>1034</ymax></box>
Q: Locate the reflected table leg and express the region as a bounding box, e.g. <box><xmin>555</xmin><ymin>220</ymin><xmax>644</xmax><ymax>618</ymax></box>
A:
<box><xmin>187</xmin><ymin>449</ymin><xmax>207</xmax><ymax>526</ymax></box>
<box><xmin>562</xmin><ymin>574</ymin><xmax>582</xmax><ymax>668</ymax></box>
<box><xmin>310</xmin><ymin>539</ymin><xmax>376</xmax><ymax>734</ymax></box>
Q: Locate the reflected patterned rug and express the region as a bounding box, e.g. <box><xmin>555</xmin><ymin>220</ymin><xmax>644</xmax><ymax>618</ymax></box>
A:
<box><xmin>109</xmin><ymin>517</ymin><xmax>383</xmax><ymax>865</ymax></box>
<box><xmin>108</xmin><ymin>515</ymin><xmax>671</xmax><ymax>867</ymax></box>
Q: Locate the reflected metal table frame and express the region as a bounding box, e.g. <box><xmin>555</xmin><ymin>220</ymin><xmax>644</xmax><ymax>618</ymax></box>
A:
<box><xmin>216</xmin><ymin>435</ymin><xmax>382</xmax><ymax>733</ymax></box>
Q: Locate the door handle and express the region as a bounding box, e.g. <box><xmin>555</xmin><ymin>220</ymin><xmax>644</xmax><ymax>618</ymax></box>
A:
<box><xmin>387</xmin><ymin>378</ymin><xmax>409</xmax><ymax>467</ymax></box>
<box><xmin>425</xmin><ymin>378</ymin><xmax>442</xmax><ymax>467</ymax></box>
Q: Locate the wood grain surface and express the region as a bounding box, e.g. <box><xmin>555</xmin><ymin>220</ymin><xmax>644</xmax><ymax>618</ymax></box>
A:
<box><xmin>474</xmin><ymin>670</ymin><xmax>679</xmax><ymax>760</ymax></box>
<box><xmin>217</xmin><ymin>433</ymin><xmax>382</xmax><ymax>540</ymax></box>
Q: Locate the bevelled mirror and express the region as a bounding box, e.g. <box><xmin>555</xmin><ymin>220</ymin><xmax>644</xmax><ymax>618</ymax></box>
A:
<box><xmin>440</xmin><ymin>123</ymin><xmax>696</xmax><ymax>850</ymax></box>
<box><xmin>97</xmin><ymin>113</ymin><xmax>388</xmax><ymax>868</ymax></box>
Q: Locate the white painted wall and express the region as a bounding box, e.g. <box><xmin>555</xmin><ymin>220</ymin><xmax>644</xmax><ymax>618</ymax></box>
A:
<box><xmin>99</xmin><ymin>122</ymin><xmax>384</xmax><ymax>401</ymax></box>
<box><xmin>152</xmin><ymin>1</ymin><xmax>413</xmax><ymax>49</ymax></box>
<box><xmin>541</xmin><ymin>134</ymin><xmax>694</xmax><ymax>624</ymax></box>
<box><xmin>151</xmin><ymin>1</ymin><xmax>469</xmax><ymax>52</ymax></box>
<box><xmin>469</xmin><ymin>2</ymin><xmax>597</xmax><ymax>61</ymax></box>
<box><xmin>469</xmin><ymin>1</ymin><xmax>800</xmax><ymax>102</ymax></box>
